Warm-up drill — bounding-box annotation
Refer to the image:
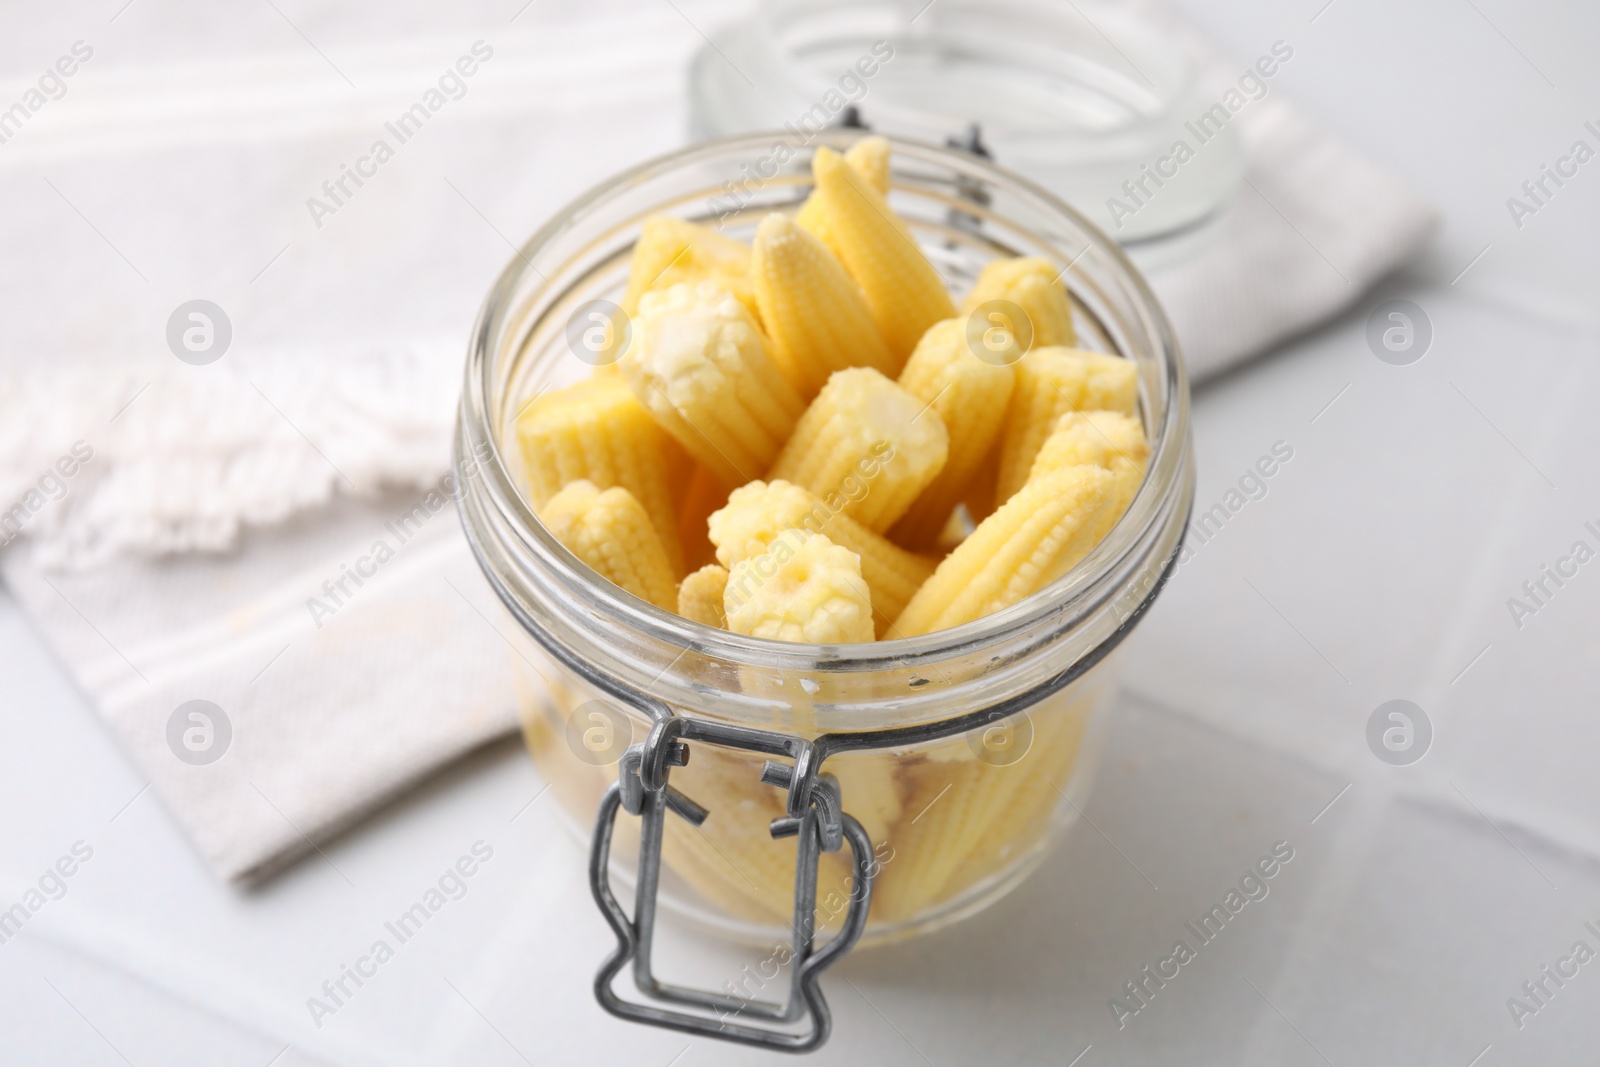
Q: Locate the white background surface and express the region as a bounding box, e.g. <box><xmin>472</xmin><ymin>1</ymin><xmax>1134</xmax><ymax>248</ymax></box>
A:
<box><xmin>3</xmin><ymin>0</ymin><xmax>1599</xmax><ymax>1064</ymax></box>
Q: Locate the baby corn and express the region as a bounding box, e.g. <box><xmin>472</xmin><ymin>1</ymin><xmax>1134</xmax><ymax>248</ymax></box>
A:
<box><xmin>677</xmin><ymin>564</ymin><xmax>730</xmax><ymax>628</ymax></box>
<box><xmin>889</xmin><ymin>318</ymin><xmax>1017</xmax><ymax>549</ymax></box>
<box><xmin>725</xmin><ymin>530</ymin><xmax>875</xmax><ymax>644</ymax></box>
<box><xmin>796</xmin><ymin>135</ymin><xmax>892</xmax><ymax>259</ymax></box>
<box><xmin>514</xmin><ymin>374</ymin><xmax>690</xmax><ymax>575</ymax></box>
<box><xmin>752</xmin><ymin>213</ymin><xmax>897</xmax><ymax>399</ymax></box>
<box><xmin>768</xmin><ymin>367</ymin><xmax>949</xmax><ymax>534</ymax></box>
<box><xmin>813</xmin><ymin>146</ymin><xmax>955</xmax><ymax>364</ymax></box>
<box><xmin>841</xmin><ymin>135</ymin><xmax>891</xmax><ymax>194</ymax></box>
<box><xmin>894</xmin><ymin>465</ymin><xmax>1116</xmax><ymax>636</ymax></box>
<box><xmin>621</xmin><ymin>215</ymin><xmax>759</xmax><ymax>321</ymax></box>
<box><xmin>958</xmin><ymin>255</ymin><xmax>1076</xmax><ymax>348</ymax></box>
<box><xmin>1029</xmin><ymin>411</ymin><xmax>1150</xmax><ymax>530</ymax></box>
<box><xmin>874</xmin><ymin>703</ymin><xmax>1091</xmax><ymax>921</ymax></box>
<box><xmin>993</xmin><ymin>347</ymin><xmax>1139</xmax><ymax>504</ymax></box>
<box><xmin>538</xmin><ymin>480</ymin><xmax>678</xmax><ymax>611</ymax></box>
<box><xmin>708</xmin><ymin>479</ymin><xmax>936</xmax><ymax>634</ymax></box>
<box><xmin>828</xmin><ymin>755</ymin><xmax>905</xmax><ymax>847</ymax></box>
<box><xmin>621</xmin><ymin>280</ymin><xmax>805</xmax><ymax>487</ymax></box>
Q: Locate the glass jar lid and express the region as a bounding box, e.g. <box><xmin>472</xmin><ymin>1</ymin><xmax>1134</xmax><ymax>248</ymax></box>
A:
<box><xmin>689</xmin><ymin>0</ymin><xmax>1244</xmax><ymax>243</ymax></box>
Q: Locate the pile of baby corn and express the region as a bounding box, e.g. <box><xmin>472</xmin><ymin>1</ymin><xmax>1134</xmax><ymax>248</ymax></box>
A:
<box><xmin>518</xmin><ymin>138</ymin><xmax>1150</xmax><ymax>644</ymax></box>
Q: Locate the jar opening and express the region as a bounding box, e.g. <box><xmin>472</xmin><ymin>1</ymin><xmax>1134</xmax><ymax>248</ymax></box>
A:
<box><xmin>457</xmin><ymin>131</ymin><xmax>1194</xmax><ymax>718</ymax></box>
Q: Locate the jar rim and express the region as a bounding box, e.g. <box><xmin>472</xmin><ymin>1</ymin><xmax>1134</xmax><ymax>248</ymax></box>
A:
<box><xmin>458</xmin><ymin>129</ymin><xmax>1192</xmax><ymax>680</ymax></box>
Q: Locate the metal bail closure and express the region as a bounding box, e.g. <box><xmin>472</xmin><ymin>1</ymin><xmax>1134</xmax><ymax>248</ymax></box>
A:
<box><xmin>587</xmin><ymin>719</ymin><xmax>875</xmax><ymax>1053</ymax></box>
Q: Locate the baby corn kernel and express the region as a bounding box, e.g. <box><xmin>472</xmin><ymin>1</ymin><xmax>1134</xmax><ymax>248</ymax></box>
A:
<box><xmin>677</xmin><ymin>564</ymin><xmax>730</xmax><ymax>628</ymax></box>
<box><xmin>708</xmin><ymin>479</ymin><xmax>936</xmax><ymax>635</ymax></box>
<box><xmin>621</xmin><ymin>280</ymin><xmax>805</xmax><ymax>487</ymax></box>
<box><xmin>889</xmin><ymin>318</ymin><xmax>1018</xmax><ymax>549</ymax></box>
<box><xmin>753</xmin><ymin>213</ymin><xmax>897</xmax><ymax>399</ymax></box>
<box><xmin>796</xmin><ymin>135</ymin><xmax>892</xmax><ymax>259</ymax></box>
<box><xmin>514</xmin><ymin>374</ymin><xmax>691</xmax><ymax>576</ymax></box>
<box><xmin>813</xmin><ymin>146</ymin><xmax>955</xmax><ymax>365</ymax></box>
<box><xmin>621</xmin><ymin>215</ymin><xmax>759</xmax><ymax>322</ymax></box>
<box><xmin>537</xmin><ymin>480</ymin><xmax>678</xmax><ymax>611</ymax></box>
<box><xmin>768</xmin><ymin>367</ymin><xmax>949</xmax><ymax>535</ymax></box>
<box><xmin>959</xmin><ymin>255</ymin><xmax>1076</xmax><ymax>349</ymax></box>
<box><xmin>894</xmin><ymin>465</ymin><xmax>1116</xmax><ymax>636</ymax></box>
<box><xmin>724</xmin><ymin>529</ymin><xmax>875</xmax><ymax>644</ymax></box>
<box><xmin>993</xmin><ymin>347</ymin><xmax>1139</xmax><ymax>504</ymax></box>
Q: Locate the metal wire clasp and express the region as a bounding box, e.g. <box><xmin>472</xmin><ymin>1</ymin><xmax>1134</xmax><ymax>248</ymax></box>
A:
<box><xmin>588</xmin><ymin>714</ymin><xmax>874</xmax><ymax>1053</ymax></box>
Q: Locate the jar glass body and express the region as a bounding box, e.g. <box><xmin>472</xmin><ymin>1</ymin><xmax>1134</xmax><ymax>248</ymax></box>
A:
<box><xmin>456</xmin><ymin>131</ymin><xmax>1194</xmax><ymax>945</ymax></box>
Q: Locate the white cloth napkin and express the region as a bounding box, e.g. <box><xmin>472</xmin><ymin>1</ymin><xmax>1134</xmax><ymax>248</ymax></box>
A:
<box><xmin>0</xmin><ymin>1</ymin><xmax>1432</xmax><ymax>882</ymax></box>
<box><xmin>1128</xmin><ymin>3</ymin><xmax>1437</xmax><ymax>378</ymax></box>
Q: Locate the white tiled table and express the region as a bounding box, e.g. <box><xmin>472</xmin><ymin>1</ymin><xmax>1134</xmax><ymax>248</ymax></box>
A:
<box><xmin>3</xmin><ymin>1</ymin><xmax>1598</xmax><ymax>1064</ymax></box>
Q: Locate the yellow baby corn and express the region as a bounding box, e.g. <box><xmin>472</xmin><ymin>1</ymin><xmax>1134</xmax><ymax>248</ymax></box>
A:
<box><xmin>992</xmin><ymin>347</ymin><xmax>1139</xmax><ymax>504</ymax></box>
<box><xmin>893</xmin><ymin>465</ymin><xmax>1115</xmax><ymax>636</ymax></box>
<box><xmin>873</xmin><ymin>752</ymin><xmax>1027</xmax><ymax>921</ymax></box>
<box><xmin>767</xmin><ymin>367</ymin><xmax>949</xmax><ymax>535</ymax></box>
<box><xmin>621</xmin><ymin>215</ymin><xmax>759</xmax><ymax>321</ymax></box>
<box><xmin>708</xmin><ymin>479</ymin><xmax>936</xmax><ymax>635</ymax></box>
<box><xmin>537</xmin><ymin>480</ymin><xmax>678</xmax><ymax>611</ymax></box>
<box><xmin>813</xmin><ymin>146</ymin><xmax>955</xmax><ymax>364</ymax></box>
<box><xmin>873</xmin><ymin>698</ymin><xmax>1092</xmax><ymax>921</ymax></box>
<box><xmin>958</xmin><ymin>255</ymin><xmax>1076</xmax><ymax>348</ymax></box>
<box><xmin>514</xmin><ymin>374</ymin><xmax>691</xmax><ymax>575</ymax></box>
<box><xmin>888</xmin><ymin>318</ymin><xmax>1018</xmax><ymax>549</ymax></box>
<box><xmin>1029</xmin><ymin>410</ymin><xmax>1150</xmax><ymax>529</ymax></box>
<box><xmin>725</xmin><ymin>530</ymin><xmax>875</xmax><ymax>645</ymax></box>
<box><xmin>752</xmin><ymin>213</ymin><xmax>897</xmax><ymax>399</ymax></box>
<box><xmin>677</xmin><ymin>564</ymin><xmax>730</xmax><ymax>628</ymax></box>
<box><xmin>949</xmin><ymin>702</ymin><xmax>1091</xmax><ymax>884</ymax></box>
<box><xmin>841</xmin><ymin>135</ymin><xmax>891</xmax><ymax>195</ymax></box>
<box><xmin>621</xmin><ymin>280</ymin><xmax>805</xmax><ymax>487</ymax></box>
<box><xmin>1075</xmin><ymin>352</ymin><xmax>1140</xmax><ymax>414</ymax></box>
<box><xmin>796</xmin><ymin>135</ymin><xmax>892</xmax><ymax>258</ymax></box>
<box><xmin>828</xmin><ymin>754</ymin><xmax>905</xmax><ymax>847</ymax></box>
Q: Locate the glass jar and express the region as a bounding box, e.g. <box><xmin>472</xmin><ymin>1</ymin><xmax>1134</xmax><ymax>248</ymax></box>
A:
<box><xmin>455</xmin><ymin>129</ymin><xmax>1192</xmax><ymax>992</ymax></box>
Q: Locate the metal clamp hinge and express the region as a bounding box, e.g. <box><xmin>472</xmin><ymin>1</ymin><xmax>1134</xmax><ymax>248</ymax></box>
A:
<box><xmin>588</xmin><ymin>722</ymin><xmax>873</xmax><ymax>1053</ymax></box>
